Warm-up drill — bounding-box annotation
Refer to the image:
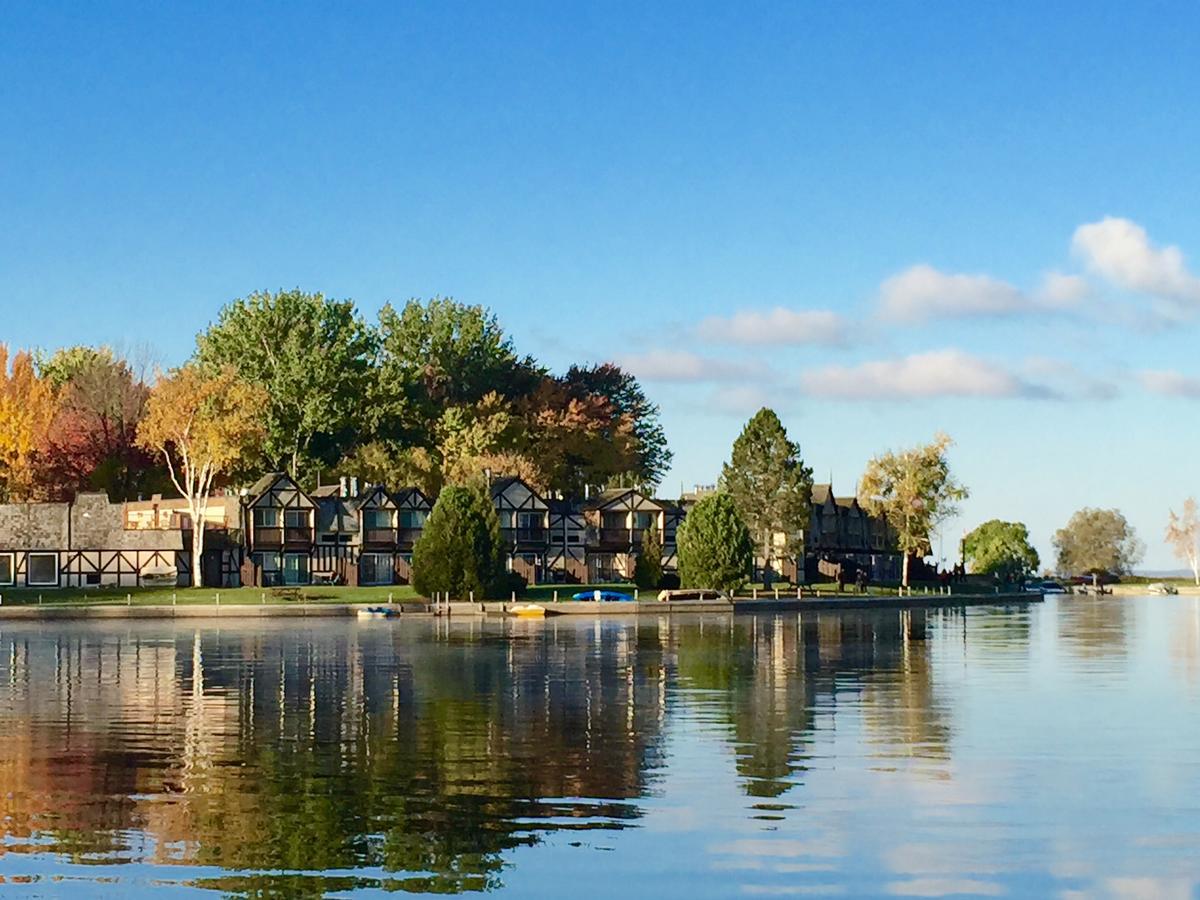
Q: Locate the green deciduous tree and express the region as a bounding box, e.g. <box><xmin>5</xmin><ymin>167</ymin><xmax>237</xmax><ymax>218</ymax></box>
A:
<box><xmin>963</xmin><ymin>520</ymin><xmax>1040</xmax><ymax>581</ymax></box>
<box><xmin>633</xmin><ymin>527</ymin><xmax>663</xmax><ymax>589</ymax></box>
<box><xmin>719</xmin><ymin>408</ymin><xmax>813</xmax><ymax>585</ymax></box>
<box><xmin>858</xmin><ymin>432</ymin><xmax>968</xmax><ymax>587</ymax></box>
<box><xmin>1166</xmin><ymin>498</ymin><xmax>1200</xmax><ymax>585</ymax></box>
<box><xmin>1053</xmin><ymin>507</ymin><xmax>1144</xmax><ymax>576</ymax></box>
<box><xmin>375</xmin><ymin>298</ymin><xmax>542</xmax><ymax>442</ymax></box>
<box><xmin>195</xmin><ymin>289</ymin><xmax>376</xmax><ymax>479</ymax></box>
<box><xmin>411</xmin><ymin>484</ymin><xmax>505</xmax><ymax>600</ymax></box>
<box><xmin>676</xmin><ymin>493</ymin><xmax>753</xmax><ymax>592</ymax></box>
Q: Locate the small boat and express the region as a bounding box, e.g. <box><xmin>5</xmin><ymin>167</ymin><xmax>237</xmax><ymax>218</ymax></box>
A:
<box><xmin>656</xmin><ymin>589</ymin><xmax>730</xmax><ymax>602</ymax></box>
<box><xmin>571</xmin><ymin>590</ymin><xmax>635</xmax><ymax>602</ymax></box>
<box><xmin>510</xmin><ymin>603</ymin><xmax>550</xmax><ymax>618</ymax></box>
<box><xmin>1147</xmin><ymin>582</ymin><xmax>1179</xmax><ymax>595</ymax></box>
<box><xmin>357</xmin><ymin>606</ymin><xmax>402</xmax><ymax>619</ymax></box>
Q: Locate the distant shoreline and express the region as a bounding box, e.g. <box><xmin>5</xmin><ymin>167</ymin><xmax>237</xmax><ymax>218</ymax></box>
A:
<box><xmin>0</xmin><ymin>592</ymin><xmax>1042</xmax><ymax>621</ymax></box>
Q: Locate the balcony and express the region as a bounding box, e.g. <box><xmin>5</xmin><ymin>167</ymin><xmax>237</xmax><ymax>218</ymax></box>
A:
<box><xmin>503</xmin><ymin>527</ymin><xmax>547</xmax><ymax>546</ymax></box>
<box><xmin>363</xmin><ymin>527</ymin><xmax>398</xmax><ymax>546</ymax></box>
<box><xmin>396</xmin><ymin>527</ymin><xmax>423</xmax><ymax>546</ymax></box>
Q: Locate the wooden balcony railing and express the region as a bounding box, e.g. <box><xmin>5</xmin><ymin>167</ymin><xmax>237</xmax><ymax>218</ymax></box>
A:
<box><xmin>363</xmin><ymin>527</ymin><xmax>398</xmax><ymax>545</ymax></box>
<box><xmin>503</xmin><ymin>527</ymin><xmax>547</xmax><ymax>544</ymax></box>
<box><xmin>396</xmin><ymin>527</ymin><xmax>423</xmax><ymax>545</ymax></box>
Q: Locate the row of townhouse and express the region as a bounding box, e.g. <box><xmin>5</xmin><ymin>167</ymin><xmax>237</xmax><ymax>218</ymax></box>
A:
<box><xmin>239</xmin><ymin>473</ymin><xmax>686</xmax><ymax>587</ymax></box>
<box><xmin>0</xmin><ymin>473</ymin><xmax>899</xmax><ymax>591</ymax></box>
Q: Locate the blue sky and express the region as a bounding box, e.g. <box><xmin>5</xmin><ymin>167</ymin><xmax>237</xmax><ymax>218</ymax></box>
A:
<box><xmin>4</xmin><ymin>2</ymin><xmax>1199</xmax><ymax>569</ymax></box>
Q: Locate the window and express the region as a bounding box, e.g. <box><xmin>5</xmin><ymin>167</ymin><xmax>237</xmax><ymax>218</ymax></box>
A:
<box><xmin>363</xmin><ymin>509</ymin><xmax>393</xmax><ymax>530</ymax></box>
<box><xmin>399</xmin><ymin>510</ymin><xmax>426</xmax><ymax>529</ymax></box>
<box><xmin>635</xmin><ymin>511</ymin><xmax>657</xmax><ymax>530</ymax></box>
<box><xmin>254</xmin><ymin>508</ymin><xmax>281</xmax><ymax>528</ymax></box>
<box><xmin>27</xmin><ymin>553</ymin><xmax>58</xmax><ymax>587</ymax></box>
<box><xmin>85</xmin><ymin>572</ymin><xmax>101</xmax><ymax>586</ymax></box>
<box><xmin>282</xmin><ymin>553</ymin><xmax>310</xmax><ymax>585</ymax></box>
<box><xmin>517</xmin><ymin>512</ymin><xmax>542</xmax><ymax>530</ymax></box>
<box><xmin>601</xmin><ymin>512</ymin><xmax>626</xmax><ymax>530</ymax></box>
<box><xmin>0</xmin><ymin>553</ymin><xmax>13</xmax><ymax>586</ymax></box>
<box><xmin>284</xmin><ymin>509</ymin><xmax>308</xmax><ymax>528</ymax></box>
<box><xmin>567</xmin><ymin>534</ymin><xmax>582</xmax><ymax>544</ymax></box>
<box><xmin>499</xmin><ymin>510</ymin><xmax>514</xmax><ymax>529</ymax></box>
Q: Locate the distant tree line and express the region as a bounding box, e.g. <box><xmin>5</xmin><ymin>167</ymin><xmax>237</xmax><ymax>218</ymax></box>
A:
<box><xmin>0</xmin><ymin>290</ymin><xmax>672</xmax><ymax>505</ymax></box>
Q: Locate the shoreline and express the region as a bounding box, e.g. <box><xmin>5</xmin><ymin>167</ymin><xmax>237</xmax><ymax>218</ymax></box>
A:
<box><xmin>0</xmin><ymin>592</ymin><xmax>1042</xmax><ymax>621</ymax></box>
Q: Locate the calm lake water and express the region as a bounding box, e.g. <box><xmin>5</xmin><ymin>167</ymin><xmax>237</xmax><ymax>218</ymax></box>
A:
<box><xmin>1</xmin><ymin>597</ymin><xmax>1199</xmax><ymax>898</ymax></box>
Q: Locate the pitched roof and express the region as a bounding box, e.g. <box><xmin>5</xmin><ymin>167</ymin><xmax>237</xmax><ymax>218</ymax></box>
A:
<box><xmin>812</xmin><ymin>483</ymin><xmax>832</xmax><ymax>505</ymax></box>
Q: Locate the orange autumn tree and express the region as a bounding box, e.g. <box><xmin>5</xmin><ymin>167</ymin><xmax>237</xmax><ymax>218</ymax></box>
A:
<box><xmin>138</xmin><ymin>364</ymin><xmax>266</xmax><ymax>587</ymax></box>
<box><xmin>0</xmin><ymin>345</ymin><xmax>58</xmax><ymax>501</ymax></box>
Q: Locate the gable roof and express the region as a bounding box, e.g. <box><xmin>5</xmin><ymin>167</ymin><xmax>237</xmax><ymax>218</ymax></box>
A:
<box><xmin>583</xmin><ymin>487</ymin><xmax>666</xmax><ymax>512</ymax></box>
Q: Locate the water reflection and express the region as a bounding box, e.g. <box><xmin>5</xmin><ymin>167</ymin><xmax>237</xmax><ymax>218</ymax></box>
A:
<box><xmin>0</xmin><ymin>599</ymin><xmax>1198</xmax><ymax>898</ymax></box>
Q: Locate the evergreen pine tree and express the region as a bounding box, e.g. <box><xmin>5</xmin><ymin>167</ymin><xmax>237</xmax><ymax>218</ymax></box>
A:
<box><xmin>634</xmin><ymin>527</ymin><xmax>664</xmax><ymax>589</ymax></box>
<box><xmin>412</xmin><ymin>484</ymin><xmax>505</xmax><ymax>599</ymax></box>
<box><xmin>676</xmin><ymin>493</ymin><xmax>753</xmax><ymax>593</ymax></box>
<box><xmin>719</xmin><ymin>408</ymin><xmax>813</xmax><ymax>585</ymax></box>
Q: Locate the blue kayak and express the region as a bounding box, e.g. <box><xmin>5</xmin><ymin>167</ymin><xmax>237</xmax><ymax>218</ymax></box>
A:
<box><xmin>571</xmin><ymin>590</ymin><xmax>635</xmax><ymax>602</ymax></box>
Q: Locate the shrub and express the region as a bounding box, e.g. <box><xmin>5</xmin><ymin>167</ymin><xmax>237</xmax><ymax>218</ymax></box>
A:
<box><xmin>676</xmin><ymin>493</ymin><xmax>753</xmax><ymax>593</ymax></box>
<box><xmin>633</xmin><ymin>528</ymin><xmax>664</xmax><ymax>589</ymax></box>
<box><xmin>412</xmin><ymin>484</ymin><xmax>505</xmax><ymax>599</ymax></box>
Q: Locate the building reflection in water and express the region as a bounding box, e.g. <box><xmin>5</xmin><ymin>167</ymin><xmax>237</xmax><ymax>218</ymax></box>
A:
<box><xmin>0</xmin><ymin>610</ymin><xmax>975</xmax><ymax>894</ymax></box>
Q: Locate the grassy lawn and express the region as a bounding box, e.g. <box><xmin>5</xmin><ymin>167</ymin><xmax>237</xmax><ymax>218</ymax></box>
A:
<box><xmin>0</xmin><ymin>584</ymin><xmax>422</xmax><ymax>607</ymax></box>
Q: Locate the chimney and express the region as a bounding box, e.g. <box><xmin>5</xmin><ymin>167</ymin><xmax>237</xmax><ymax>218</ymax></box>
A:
<box><xmin>349</xmin><ymin>476</ymin><xmax>359</xmax><ymax>498</ymax></box>
<box><xmin>339</xmin><ymin>476</ymin><xmax>348</xmax><ymax>498</ymax></box>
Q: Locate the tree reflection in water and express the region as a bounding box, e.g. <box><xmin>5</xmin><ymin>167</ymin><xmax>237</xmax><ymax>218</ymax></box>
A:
<box><xmin>0</xmin><ymin>611</ymin><xmax>971</xmax><ymax>894</ymax></box>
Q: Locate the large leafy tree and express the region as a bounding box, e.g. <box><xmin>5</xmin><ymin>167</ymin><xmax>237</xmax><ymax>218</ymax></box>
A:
<box><xmin>1053</xmin><ymin>508</ymin><xmax>1143</xmax><ymax>576</ymax></box>
<box><xmin>858</xmin><ymin>432</ymin><xmax>968</xmax><ymax>586</ymax></box>
<box><xmin>411</xmin><ymin>484</ymin><xmax>505</xmax><ymax>600</ymax></box>
<box><xmin>519</xmin><ymin>377</ymin><xmax>638</xmax><ymax>498</ymax></box>
<box><xmin>1166</xmin><ymin>498</ymin><xmax>1200</xmax><ymax>585</ymax></box>
<box><xmin>375</xmin><ymin>298</ymin><xmax>542</xmax><ymax>442</ymax></box>
<box><xmin>195</xmin><ymin>289</ymin><xmax>376</xmax><ymax>479</ymax></box>
<box><xmin>38</xmin><ymin>346</ymin><xmax>165</xmax><ymax>501</ymax></box>
<box><xmin>719</xmin><ymin>408</ymin><xmax>813</xmax><ymax>585</ymax></box>
<box><xmin>963</xmin><ymin>520</ymin><xmax>1040</xmax><ymax>581</ymax></box>
<box><xmin>676</xmin><ymin>493</ymin><xmax>753</xmax><ymax>592</ymax></box>
<box><xmin>138</xmin><ymin>365</ymin><xmax>267</xmax><ymax>587</ymax></box>
<box><xmin>0</xmin><ymin>345</ymin><xmax>58</xmax><ymax>501</ymax></box>
<box><xmin>561</xmin><ymin>363</ymin><xmax>672</xmax><ymax>490</ymax></box>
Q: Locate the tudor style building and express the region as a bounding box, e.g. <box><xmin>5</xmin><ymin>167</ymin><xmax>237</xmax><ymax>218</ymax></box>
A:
<box><xmin>0</xmin><ymin>492</ymin><xmax>241</xmax><ymax>589</ymax></box>
<box><xmin>491</xmin><ymin>477</ymin><xmax>551</xmax><ymax>584</ymax></box>
<box><xmin>806</xmin><ymin>483</ymin><xmax>902</xmax><ymax>581</ymax></box>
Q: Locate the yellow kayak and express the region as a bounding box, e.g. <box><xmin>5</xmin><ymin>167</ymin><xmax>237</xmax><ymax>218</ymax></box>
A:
<box><xmin>510</xmin><ymin>603</ymin><xmax>548</xmax><ymax>618</ymax></box>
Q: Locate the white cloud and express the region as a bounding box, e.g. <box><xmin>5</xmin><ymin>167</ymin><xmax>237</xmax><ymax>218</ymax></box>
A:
<box><xmin>614</xmin><ymin>349</ymin><xmax>765</xmax><ymax>383</ymax></box>
<box><xmin>1072</xmin><ymin>216</ymin><xmax>1200</xmax><ymax>304</ymax></box>
<box><xmin>799</xmin><ymin>349</ymin><xmax>1040</xmax><ymax>400</ymax></box>
<box><xmin>878</xmin><ymin>264</ymin><xmax>1027</xmax><ymax>322</ymax></box>
<box><xmin>695</xmin><ymin>308</ymin><xmax>848</xmax><ymax>345</ymax></box>
<box><xmin>1138</xmin><ymin>369</ymin><xmax>1200</xmax><ymax>398</ymax></box>
<box><xmin>1036</xmin><ymin>271</ymin><xmax>1090</xmax><ymax>308</ymax></box>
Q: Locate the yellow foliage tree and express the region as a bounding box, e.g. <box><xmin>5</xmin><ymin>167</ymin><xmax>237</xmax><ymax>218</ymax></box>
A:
<box><xmin>0</xmin><ymin>345</ymin><xmax>58</xmax><ymax>500</ymax></box>
<box><xmin>137</xmin><ymin>365</ymin><xmax>267</xmax><ymax>587</ymax></box>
